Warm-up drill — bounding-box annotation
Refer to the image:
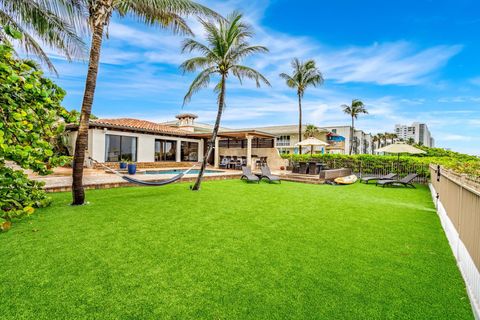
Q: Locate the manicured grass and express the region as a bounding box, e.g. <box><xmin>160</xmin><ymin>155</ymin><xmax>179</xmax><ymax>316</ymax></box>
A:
<box><xmin>1</xmin><ymin>181</ymin><xmax>473</xmax><ymax>319</ymax></box>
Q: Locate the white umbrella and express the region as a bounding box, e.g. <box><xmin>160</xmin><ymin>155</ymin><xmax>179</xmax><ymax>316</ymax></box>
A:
<box><xmin>376</xmin><ymin>142</ymin><xmax>426</xmax><ymax>172</ymax></box>
<box><xmin>296</xmin><ymin>137</ymin><xmax>329</xmax><ymax>154</ymax></box>
<box><xmin>376</xmin><ymin>143</ymin><xmax>426</xmax><ymax>155</ymax></box>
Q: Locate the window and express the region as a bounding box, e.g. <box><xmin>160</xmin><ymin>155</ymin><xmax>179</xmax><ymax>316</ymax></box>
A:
<box><xmin>181</xmin><ymin>142</ymin><xmax>199</xmax><ymax>161</ymax></box>
<box><xmin>332</xmin><ymin>129</ymin><xmax>337</xmax><ymax>133</ymax></box>
<box><xmin>105</xmin><ymin>135</ymin><xmax>137</xmax><ymax>162</ymax></box>
<box><xmin>155</xmin><ymin>139</ymin><xmax>177</xmax><ymax>161</ymax></box>
<box><xmin>276</xmin><ymin>135</ymin><xmax>290</xmax><ymax>146</ymax></box>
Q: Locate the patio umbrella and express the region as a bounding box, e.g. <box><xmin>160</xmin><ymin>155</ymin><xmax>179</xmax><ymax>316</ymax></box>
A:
<box><xmin>375</xmin><ymin>142</ymin><xmax>426</xmax><ymax>173</ymax></box>
<box><xmin>295</xmin><ymin>137</ymin><xmax>329</xmax><ymax>154</ymax></box>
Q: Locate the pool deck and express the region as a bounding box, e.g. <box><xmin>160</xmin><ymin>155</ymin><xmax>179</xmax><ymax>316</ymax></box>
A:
<box><xmin>29</xmin><ymin>167</ymin><xmax>326</xmax><ymax>192</ymax></box>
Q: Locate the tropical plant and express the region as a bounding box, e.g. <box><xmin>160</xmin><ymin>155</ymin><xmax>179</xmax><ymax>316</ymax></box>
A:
<box><xmin>181</xmin><ymin>11</ymin><xmax>270</xmax><ymax>190</ymax></box>
<box><xmin>0</xmin><ymin>40</ymin><xmax>72</xmax><ymax>229</ymax></box>
<box><xmin>341</xmin><ymin>99</ymin><xmax>368</xmax><ymax>155</ymax></box>
<box><xmin>304</xmin><ymin>124</ymin><xmax>320</xmax><ymax>138</ymax></box>
<box><xmin>280</xmin><ymin>58</ymin><xmax>324</xmax><ymax>154</ymax></box>
<box><xmin>0</xmin><ymin>0</ymin><xmax>86</xmax><ymax>74</ymax></box>
<box><xmin>406</xmin><ymin>137</ymin><xmax>415</xmax><ymax>145</ymax></box>
<box><xmin>71</xmin><ymin>0</ymin><xmax>219</xmax><ymax>205</ymax></box>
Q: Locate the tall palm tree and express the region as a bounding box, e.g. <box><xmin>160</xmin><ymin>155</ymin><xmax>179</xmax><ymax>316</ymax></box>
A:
<box><xmin>0</xmin><ymin>0</ymin><xmax>86</xmax><ymax>73</ymax></box>
<box><xmin>280</xmin><ymin>58</ymin><xmax>323</xmax><ymax>154</ymax></box>
<box><xmin>71</xmin><ymin>0</ymin><xmax>219</xmax><ymax>205</ymax></box>
<box><xmin>181</xmin><ymin>11</ymin><xmax>270</xmax><ymax>191</ymax></box>
<box><xmin>341</xmin><ymin>99</ymin><xmax>368</xmax><ymax>155</ymax></box>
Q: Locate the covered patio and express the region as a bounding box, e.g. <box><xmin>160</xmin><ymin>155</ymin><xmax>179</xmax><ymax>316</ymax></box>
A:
<box><xmin>189</xmin><ymin>130</ymin><xmax>287</xmax><ymax>169</ymax></box>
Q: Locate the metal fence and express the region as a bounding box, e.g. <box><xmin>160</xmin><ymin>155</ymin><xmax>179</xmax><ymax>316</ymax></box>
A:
<box><xmin>430</xmin><ymin>165</ymin><xmax>480</xmax><ymax>317</ymax></box>
<box><xmin>289</xmin><ymin>158</ymin><xmax>430</xmax><ymax>183</ymax></box>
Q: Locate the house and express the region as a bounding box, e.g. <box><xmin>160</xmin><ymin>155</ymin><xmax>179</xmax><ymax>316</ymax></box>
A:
<box><xmin>66</xmin><ymin>115</ymin><xmax>286</xmax><ymax>169</ymax></box>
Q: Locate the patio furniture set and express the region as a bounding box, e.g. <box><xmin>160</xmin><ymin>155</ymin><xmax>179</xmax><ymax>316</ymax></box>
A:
<box><xmin>219</xmin><ymin>156</ymin><xmax>268</xmax><ymax>170</ymax></box>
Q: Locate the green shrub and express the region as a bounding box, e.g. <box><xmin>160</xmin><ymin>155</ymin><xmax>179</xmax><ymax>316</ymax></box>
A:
<box><xmin>281</xmin><ymin>151</ymin><xmax>480</xmax><ymax>179</ymax></box>
<box><xmin>0</xmin><ymin>166</ymin><xmax>51</xmax><ymax>224</ymax></box>
<box><xmin>0</xmin><ymin>34</ymin><xmax>71</xmax><ymax>230</ymax></box>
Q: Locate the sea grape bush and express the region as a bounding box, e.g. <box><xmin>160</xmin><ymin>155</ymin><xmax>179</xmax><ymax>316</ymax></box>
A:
<box><xmin>0</xmin><ymin>36</ymin><xmax>72</xmax><ymax>229</ymax></box>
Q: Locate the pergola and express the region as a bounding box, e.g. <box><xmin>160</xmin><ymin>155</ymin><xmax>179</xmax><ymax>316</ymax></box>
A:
<box><xmin>188</xmin><ymin>130</ymin><xmax>275</xmax><ymax>168</ymax></box>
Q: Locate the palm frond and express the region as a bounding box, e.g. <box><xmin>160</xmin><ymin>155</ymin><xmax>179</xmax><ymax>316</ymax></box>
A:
<box><xmin>279</xmin><ymin>72</ymin><xmax>297</xmax><ymax>88</ymax></box>
<box><xmin>183</xmin><ymin>66</ymin><xmax>216</xmax><ymax>105</ymax></box>
<box><xmin>231</xmin><ymin>64</ymin><xmax>270</xmax><ymax>87</ymax></box>
<box><xmin>0</xmin><ymin>0</ymin><xmax>87</xmax><ymax>71</ymax></box>
<box><xmin>0</xmin><ymin>9</ymin><xmax>57</xmax><ymax>73</ymax></box>
<box><xmin>179</xmin><ymin>56</ymin><xmax>212</xmax><ymax>73</ymax></box>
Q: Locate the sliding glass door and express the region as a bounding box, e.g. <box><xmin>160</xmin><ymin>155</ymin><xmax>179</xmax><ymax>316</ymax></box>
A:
<box><xmin>105</xmin><ymin>135</ymin><xmax>137</xmax><ymax>162</ymax></box>
<box><xmin>181</xmin><ymin>142</ymin><xmax>199</xmax><ymax>161</ymax></box>
<box><xmin>155</xmin><ymin>139</ymin><xmax>177</xmax><ymax>161</ymax></box>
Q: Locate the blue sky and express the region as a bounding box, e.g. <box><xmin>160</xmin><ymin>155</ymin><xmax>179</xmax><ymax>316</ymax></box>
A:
<box><xmin>46</xmin><ymin>0</ymin><xmax>480</xmax><ymax>154</ymax></box>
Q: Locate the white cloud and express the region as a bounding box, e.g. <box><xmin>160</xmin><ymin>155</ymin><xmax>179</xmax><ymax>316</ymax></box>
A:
<box><xmin>316</xmin><ymin>42</ymin><xmax>462</xmax><ymax>85</ymax></box>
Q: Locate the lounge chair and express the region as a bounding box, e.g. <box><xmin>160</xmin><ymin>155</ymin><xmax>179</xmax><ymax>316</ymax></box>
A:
<box><xmin>376</xmin><ymin>173</ymin><xmax>418</xmax><ymax>188</ymax></box>
<box><xmin>241</xmin><ymin>166</ymin><xmax>260</xmax><ymax>183</ymax></box>
<box><xmin>360</xmin><ymin>173</ymin><xmax>397</xmax><ymax>184</ymax></box>
<box><xmin>260</xmin><ymin>165</ymin><xmax>281</xmax><ymax>183</ymax></box>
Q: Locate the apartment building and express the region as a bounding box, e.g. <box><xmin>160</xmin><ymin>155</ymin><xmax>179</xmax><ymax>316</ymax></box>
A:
<box><xmin>394</xmin><ymin>122</ymin><xmax>435</xmax><ymax>147</ymax></box>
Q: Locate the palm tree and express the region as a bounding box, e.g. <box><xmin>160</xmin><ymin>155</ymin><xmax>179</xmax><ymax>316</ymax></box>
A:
<box><xmin>372</xmin><ymin>134</ymin><xmax>379</xmax><ymax>152</ymax></box>
<box><xmin>181</xmin><ymin>11</ymin><xmax>270</xmax><ymax>191</ymax></box>
<box><xmin>389</xmin><ymin>133</ymin><xmax>397</xmax><ymax>144</ymax></box>
<box><xmin>406</xmin><ymin>137</ymin><xmax>415</xmax><ymax>145</ymax></box>
<box><xmin>303</xmin><ymin>124</ymin><xmax>320</xmax><ymax>154</ymax></box>
<box><xmin>0</xmin><ymin>0</ymin><xmax>86</xmax><ymax>73</ymax></box>
<box><xmin>304</xmin><ymin>124</ymin><xmax>320</xmax><ymax>138</ymax></box>
<box><xmin>71</xmin><ymin>0</ymin><xmax>219</xmax><ymax>205</ymax></box>
<box><xmin>377</xmin><ymin>133</ymin><xmax>384</xmax><ymax>148</ymax></box>
<box><xmin>280</xmin><ymin>58</ymin><xmax>323</xmax><ymax>154</ymax></box>
<box><xmin>341</xmin><ymin>99</ymin><xmax>368</xmax><ymax>155</ymax></box>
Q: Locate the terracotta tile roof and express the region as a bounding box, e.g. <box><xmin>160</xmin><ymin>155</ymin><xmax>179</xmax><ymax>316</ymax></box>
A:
<box><xmin>90</xmin><ymin>118</ymin><xmax>190</xmax><ymax>136</ymax></box>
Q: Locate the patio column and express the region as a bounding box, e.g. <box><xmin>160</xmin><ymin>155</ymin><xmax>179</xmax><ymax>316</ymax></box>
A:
<box><xmin>175</xmin><ymin>140</ymin><xmax>182</xmax><ymax>162</ymax></box>
<box><xmin>214</xmin><ymin>137</ymin><xmax>220</xmax><ymax>168</ymax></box>
<box><xmin>246</xmin><ymin>135</ymin><xmax>253</xmax><ymax>167</ymax></box>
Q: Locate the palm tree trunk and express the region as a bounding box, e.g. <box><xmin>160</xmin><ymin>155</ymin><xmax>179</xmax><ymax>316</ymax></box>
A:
<box><xmin>349</xmin><ymin>117</ymin><xmax>354</xmax><ymax>155</ymax></box>
<box><xmin>298</xmin><ymin>93</ymin><xmax>302</xmax><ymax>155</ymax></box>
<box><xmin>192</xmin><ymin>74</ymin><xmax>226</xmax><ymax>191</ymax></box>
<box><xmin>71</xmin><ymin>22</ymin><xmax>105</xmax><ymax>205</ymax></box>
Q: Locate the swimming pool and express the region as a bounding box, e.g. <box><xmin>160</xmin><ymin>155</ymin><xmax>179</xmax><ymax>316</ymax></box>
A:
<box><xmin>144</xmin><ymin>169</ymin><xmax>224</xmax><ymax>175</ymax></box>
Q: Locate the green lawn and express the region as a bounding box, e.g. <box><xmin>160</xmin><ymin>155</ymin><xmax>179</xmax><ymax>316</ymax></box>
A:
<box><xmin>0</xmin><ymin>180</ymin><xmax>473</xmax><ymax>319</ymax></box>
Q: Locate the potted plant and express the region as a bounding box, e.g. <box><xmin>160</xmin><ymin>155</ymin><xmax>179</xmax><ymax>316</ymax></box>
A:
<box><xmin>127</xmin><ymin>161</ymin><xmax>137</xmax><ymax>175</ymax></box>
<box><xmin>119</xmin><ymin>158</ymin><xmax>128</xmax><ymax>169</ymax></box>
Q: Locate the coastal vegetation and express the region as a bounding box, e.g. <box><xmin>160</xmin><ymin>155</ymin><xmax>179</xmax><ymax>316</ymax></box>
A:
<box><xmin>0</xmin><ymin>36</ymin><xmax>72</xmax><ymax>230</ymax></box>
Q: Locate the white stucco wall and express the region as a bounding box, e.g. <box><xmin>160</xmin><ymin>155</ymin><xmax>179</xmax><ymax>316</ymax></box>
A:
<box><xmin>73</xmin><ymin>128</ymin><xmax>203</xmax><ymax>163</ymax></box>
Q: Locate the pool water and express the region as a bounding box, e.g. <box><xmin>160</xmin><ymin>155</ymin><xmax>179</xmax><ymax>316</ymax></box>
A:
<box><xmin>145</xmin><ymin>169</ymin><xmax>223</xmax><ymax>175</ymax></box>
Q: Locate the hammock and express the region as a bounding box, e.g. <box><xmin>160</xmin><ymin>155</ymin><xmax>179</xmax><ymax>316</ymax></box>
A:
<box><xmin>89</xmin><ymin>157</ymin><xmax>198</xmax><ymax>187</ymax></box>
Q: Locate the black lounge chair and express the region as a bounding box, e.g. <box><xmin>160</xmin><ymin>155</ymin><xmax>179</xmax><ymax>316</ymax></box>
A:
<box><xmin>360</xmin><ymin>173</ymin><xmax>397</xmax><ymax>184</ymax></box>
<box><xmin>241</xmin><ymin>166</ymin><xmax>260</xmax><ymax>183</ymax></box>
<box><xmin>260</xmin><ymin>165</ymin><xmax>281</xmax><ymax>183</ymax></box>
<box><xmin>376</xmin><ymin>173</ymin><xmax>418</xmax><ymax>188</ymax></box>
